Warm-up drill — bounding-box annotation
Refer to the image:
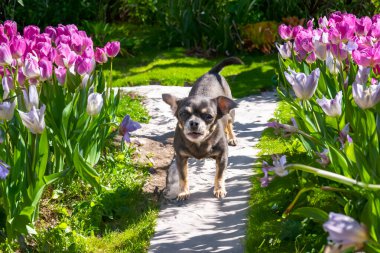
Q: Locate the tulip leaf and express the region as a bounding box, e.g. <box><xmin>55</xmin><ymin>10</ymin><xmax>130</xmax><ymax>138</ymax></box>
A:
<box><xmin>291</xmin><ymin>207</ymin><xmax>329</xmax><ymax>223</ymax></box>
<box><xmin>73</xmin><ymin>145</ymin><xmax>101</xmax><ymax>192</ymax></box>
<box><xmin>36</xmin><ymin>131</ymin><xmax>49</xmax><ymax>180</ymax></box>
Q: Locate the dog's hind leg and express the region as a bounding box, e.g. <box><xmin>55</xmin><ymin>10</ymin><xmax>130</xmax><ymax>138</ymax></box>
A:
<box><xmin>226</xmin><ymin>120</ymin><xmax>237</xmax><ymax>146</ymax></box>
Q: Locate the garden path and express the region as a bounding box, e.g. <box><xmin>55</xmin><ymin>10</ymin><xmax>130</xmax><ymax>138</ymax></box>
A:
<box><xmin>119</xmin><ymin>85</ymin><xmax>277</xmax><ymax>253</ymax></box>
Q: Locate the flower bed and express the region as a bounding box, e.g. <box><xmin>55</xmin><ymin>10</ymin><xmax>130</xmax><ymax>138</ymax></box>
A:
<box><xmin>267</xmin><ymin>12</ymin><xmax>380</xmax><ymax>252</ymax></box>
<box><xmin>0</xmin><ymin>20</ymin><xmax>134</xmax><ymax>243</ymax></box>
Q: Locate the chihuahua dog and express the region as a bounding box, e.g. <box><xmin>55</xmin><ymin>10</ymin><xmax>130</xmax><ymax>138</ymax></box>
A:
<box><xmin>162</xmin><ymin>57</ymin><xmax>243</xmax><ymax>200</ymax></box>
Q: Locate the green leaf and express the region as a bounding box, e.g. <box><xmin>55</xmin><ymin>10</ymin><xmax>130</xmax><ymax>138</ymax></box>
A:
<box><xmin>17</xmin><ymin>0</ymin><xmax>24</xmax><ymax>6</ymax></box>
<box><xmin>73</xmin><ymin>145</ymin><xmax>101</xmax><ymax>191</ymax></box>
<box><xmin>36</xmin><ymin>131</ymin><xmax>49</xmax><ymax>179</ymax></box>
<box><xmin>292</xmin><ymin>207</ymin><xmax>329</xmax><ymax>223</ymax></box>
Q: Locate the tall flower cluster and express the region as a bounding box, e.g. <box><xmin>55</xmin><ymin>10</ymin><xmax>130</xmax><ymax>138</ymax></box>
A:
<box><xmin>278</xmin><ymin>12</ymin><xmax>380</xmax><ymax>109</ymax></box>
<box><xmin>0</xmin><ymin>20</ymin><xmax>120</xmax><ymax>133</ymax></box>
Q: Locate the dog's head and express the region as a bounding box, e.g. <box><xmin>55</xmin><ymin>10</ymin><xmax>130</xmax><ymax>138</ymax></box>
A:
<box><xmin>162</xmin><ymin>94</ymin><xmax>237</xmax><ymax>142</ymax></box>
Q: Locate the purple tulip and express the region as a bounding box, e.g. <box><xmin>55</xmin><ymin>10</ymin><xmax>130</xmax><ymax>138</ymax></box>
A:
<box><xmin>323</xmin><ymin>213</ymin><xmax>368</xmax><ymax>247</ymax></box>
<box><xmin>55</xmin><ymin>34</ymin><xmax>71</xmax><ymax>46</ymax></box>
<box><xmin>119</xmin><ymin>115</ymin><xmax>142</xmax><ymax>142</ymax></box>
<box><xmin>0</xmin><ymin>160</ymin><xmax>10</xmax><ymax>179</ymax></box>
<box><xmin>10</xmin><ymin>35</ymin><xmax>26</xmax><ymax>59</ymax></box>
<box><xmin>95</xmin><ymin>47</ymin><xmax>108</xmax><ymax>64</ymax></box>
<box><xmin>330</xmin><ymin>43</ymin><xmax>348</xmax><ymax>61</ymax></box>
<box><xmin>339</xmin><ymin>123</ymin><xmax>353</xmax><ymax>147</ymax></box>
<box><xmin>294</xmin><ymin>30</ymin><xmax>314</xmax><ymax>53</ymax></box>
<box><xmin>356</xmin><ymin>16</ymin><xmax>372</xmax><ymax>36</ymax></box>
<box><xmin>39</xmin><ymin>58</ymin><xmax>53</xmax><ymax>81</ymax></box>
<box><xmin>23</xmin><ymin>25</ymin><xmax>40</xmax><ymax>40</ymax></box>
<box><xmin>17</xmin><ymin>69</ymin><xmax>26</xmax><ymax>86</ymax></box>
<box><xmin>2</xmin><ymin>75</ymin><xmax>13</xmax><ymax>99</ymax></box>
<box><xmin>313</xmin><ymin>40</ymin><xmax>327</xmax><ymax>61</ymax></box>
<box><xmin>0</xmin><ymin>100</ymin><xmax>16</xmax><ymax>121</ymax></box>
<box><xmin>75</xmin><ymin>56</ymin><xmax>94</xmax><ymax>76</ymax></box>
<box><xmin>0</xmin><ymin>43</ymin><xmax>13</xmax><ymax>66</ymax></box>
<box><xmin>86</xmin><ymin>92</ymin><xmax>103</xmax><ymax>116</ymax></box>
<box><xmin>316</xmin><ymin>149</ymin><xmax>330</xmax><ymax>167</ymax></box>
<box><xmin>104</xmin><ymin>41</ymin><xmax>120</xmax><ymax>58</ymax></box>
<box><xmin>44</xmin><ymin>26</ymin><xmax>57</xmax><ymax>40</ymax></box>
<box><xmin>284</xmin><ymin>67</ymin><xmax>320</xmax><ymax>100</ymax></box>
<box><xmin>23</xmin><ymin>84</ymin><xmax>39</xmax><ymax>111</ymax></box>
<box><xmin>23</xmin><ymin>53</ymin><xmax>40</xmax><ymax>79</ymax></box>
<box><xmin>4</xmin><ymin>20</ymin><xmax>17</xmax><ymax>39</ymax></box>
<box><xmin>18</xmin><ymin>105</ymin><xmax>46</xmax><ymax>134</ymax></box>
<box><xmin>55</xmin><ymin>67</ymin><xmax>66</xmax><ymax>85</ymax></box>
<box><xmin>316</xmin><ymin>91</ymin><xmax>342</xmax><ymax>117</ymax></box>
<box><xmin>352</xmin><ymin>45</ymin><xmax>380</xmax><ymax>67</ymax></box>
<box><xmin>352</xmin><ymin>81</ymin><xmax>380</xmax><ymax>109</ymax></box>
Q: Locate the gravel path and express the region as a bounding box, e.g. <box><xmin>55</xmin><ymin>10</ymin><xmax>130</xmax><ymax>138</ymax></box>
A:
<box><xmin>119</xmin><ymin>85</ymin><xmax>277</xmax><ymax>253</ymax></box>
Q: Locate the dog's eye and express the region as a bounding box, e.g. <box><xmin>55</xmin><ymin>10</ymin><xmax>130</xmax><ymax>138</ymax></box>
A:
<box><xmin>180</xmin><ymin>111</ymin><xmax>190</xmax><ymax>118</ymax></box>
<box><xmin>202</xmin><ymin>114</ymin><xmax>213</xmax><ymax>121</ymax></box>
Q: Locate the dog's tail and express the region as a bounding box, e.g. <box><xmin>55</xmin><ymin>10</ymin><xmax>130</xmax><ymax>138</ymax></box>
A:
<box><xmin>209</xmin><ymin>57</ymin><xmax>244</xmax><ymax>74</ymax></box>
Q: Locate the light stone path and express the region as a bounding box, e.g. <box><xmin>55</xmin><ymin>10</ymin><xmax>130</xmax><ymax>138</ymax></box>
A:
<box><xmin>119</xmin><ymin>85</ymin><xmax>278</xmax><ymax>253</ymax></box>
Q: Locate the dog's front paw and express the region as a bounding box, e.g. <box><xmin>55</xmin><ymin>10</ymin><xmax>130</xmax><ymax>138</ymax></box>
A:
<box><xmin>213</xmin><ymin>187</ymin><xmax>227</xmax><ymax>198</ymax></box>
<box><xmin>228</xmin><ymin>138</ymin><xmax>237</xmax><ymax>146</ymax></box>
<box><xmin>177</xmin><ymin>190</ymin><xmax>190</xmax><ymax>201</ymax></box>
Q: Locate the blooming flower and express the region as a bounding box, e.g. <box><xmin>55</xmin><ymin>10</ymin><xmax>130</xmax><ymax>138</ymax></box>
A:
<box><xmin>272</xmin><ymin>155</ymin><xmax>288</xmax><ymax>177</ymax></box>
<box><xmin>284</xmin><ymin>68</ymin><xmax>320</xmax><ymax>100</ymax></box>
<box><xmin>2</xmin><ymin>75</ymin><xmax>13</xmax><ymax>99</ymax></box>
<box><xmin>316</xmin><ymin>91</ymin><xmax>342</xmax><ymax>117</ymax></box>
<box><xmin>39</xmin><ymin>58</ymin><xmax>53</xmax><ymax>81</ymax></box>
<box><xmin>260</xmin><ymin>161</ymin><xmax>273</xmax><ymax>187</ymax></box>
<box><xmin>104</xmin><ymin>41</ymin><xmax>120</xmax><ymax>58</ymax></box>
<box><xmin>55</xmin><ymin>66</ymin><xmax>66</xmax><ymax>85</ymax></box>
<box><xmin>10</xmin><ymin>35</ymin><xmax>26</xmax><ymax>59</ymax></box>
<box><xmin>352</xmin><ymin>79</ymin><xmax>380</xmax><ymax>109</ymax></box>
<box><xmin>23</xmin><ymin>85</ymin><xmax>39</xmax><ymax>111</ymax></box>
<box><xmin>278</xmin><ymin>24</ymin><xmax>293</xmax><ymax>40</ymax></box>
<box><xmin>338</xmin><ymin>123</ymin><xmax>353</xmax><ymax>147</ymax></box>
<box><xmin>95</xmin><ymin>47</ymin><xmax>108</xmax><ymax>64</ymax></box>
<box><xmin>323</xmin><ymin>212</ymin><xmax>368</xmax><ymax>250</ymax></box>
<box><xmin>0</xmin><ymin>160</ymin><xmax>10</xmax><ymax>179</ymax></box>
<box><xmin>0</xmin><ymin>43</ymin><xmax>13</xmax><ymax>66</ymax></box>
<box><xmin>326</xmin><ymin>51</ymin><xmax>341</xmax><ymax>75</ymax></box>
<box><xmin>23</xmin><ymin>53</ymin><xmax>40</xmax><ymax>79</ymax></box>
<box><xmin>18</xmin><ymin>105</ymin><xmax>46</xmax><ymax>134</ymax></box>
<box><xmin>75</xmin><ymin>56</ymin><xmax>94</xmax><ymax>76</ymax></box>
<box><xmin>119</xmin><ymin>115</ymin><xmax>141</xmax><ymax>142</ymax></box>
<box><xmin>0</xmin><ymin>100</ymin><xmax>16</xmax><ymax>121</ymax></box>
<box><xmin>275</xmin><ymin>41</ymin><xmax>292</xmax><ymax>59</ymax></box>
<box><xmin>316</xmin><ymin>149</ymin><xmax>330</xmax><ymax>167</ymax></box>
<box><xmin>86</xmin><ymin>92</ymin><xmax>103</xmax><ymax>116</ymax></box>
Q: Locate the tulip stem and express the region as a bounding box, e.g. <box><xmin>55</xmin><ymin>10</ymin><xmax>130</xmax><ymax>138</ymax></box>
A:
<box><xmin>109</xmin><ymin>59</ymin><xmax>113</xmax><ymax>88</ymax></box>
<box><xmin>285</xmin><ymin>164</ymin><xmax>380</xmax><ymax>190</ymax></box>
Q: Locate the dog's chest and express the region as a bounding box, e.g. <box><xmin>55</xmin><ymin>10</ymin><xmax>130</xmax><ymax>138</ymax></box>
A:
<box><xmin>182</xmin><ymin>141</ymin><xmax>222</xmax><ymax>160</ymax></box>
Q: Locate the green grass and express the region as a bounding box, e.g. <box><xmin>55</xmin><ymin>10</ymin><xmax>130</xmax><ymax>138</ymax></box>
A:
<box><xmin>30</xmin><ymin>95</ymin><xmax>157</xmax><ymax>253</ymax></box>
<box><xmin>107</xmin><ymin>48</ymin><xmax>278</xmax><ymax>98</ymax></box>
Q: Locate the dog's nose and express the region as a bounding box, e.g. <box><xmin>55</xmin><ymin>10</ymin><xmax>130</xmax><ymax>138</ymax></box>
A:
<box><xmin>189</xmin><ymin>120</ymin><xmax>199</xmax><ymax>129</ymax></box>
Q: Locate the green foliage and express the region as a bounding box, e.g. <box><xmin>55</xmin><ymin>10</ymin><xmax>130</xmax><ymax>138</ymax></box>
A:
<box><xmin>107</xmin><ymin>48</ymin><xmax>278</xmax><ymax>98</ymax></box>
<box><xmin>116</xmin><ymin>94</ymin><xmax>150</xmax><ymax>124</ymax></box>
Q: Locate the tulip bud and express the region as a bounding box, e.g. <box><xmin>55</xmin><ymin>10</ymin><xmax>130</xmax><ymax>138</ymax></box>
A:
<box><xmin>55</xmin><ymin>66</ymin><xmax>66</xmax><ymax>85</ymax></box>
<box><xmin>75</xmin><ymin>56</ymin><xmax>94</xmax><ymax>76</ymax></box>
<box><xmin>104</xmin><ymin>41</ymin><xmax>120</xmax><ymax>58</ymax></box>
<box><xmin>23</xmin><ymin>25</ymin><xmax>40</xmax><ymax>40</ymax></box>
<box><xmin>10</xmin><ymin>35</ymin><xmax>26</xmax><ymax>59</ymax></box>
<box><xmin>23</xmin><ymin>84</ymin><xmax>39</xmax><ymax>111</ymax></box>
<box><xmin>86</xmin><ymin>92</ymin><xmax>103</xmax><ymax>116</ymax></box>
<box><xmin>4</xmin><ymin>20</ymin><xmax>17</xmax><ymax>39</ymax></box>
<box><xmin>95</xmin><ymin>47</ymin><xmax>108</xmax><ymax>64</ymax></box>
<box><xmin>2</xmin><ymin>75</ymin><xmax>13</xmax><ymax>99</ymax></box>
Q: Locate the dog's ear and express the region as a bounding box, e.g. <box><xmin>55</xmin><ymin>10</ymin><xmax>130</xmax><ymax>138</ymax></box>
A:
<box><xmin>162</xmin><ymin>93</ymin><xmax>180</xmax><ymax>114</ymax></box>
<box><xmin>216</xmin><ymin>96</ymin><xmax>237</xmax><ymax>115</ymax></box>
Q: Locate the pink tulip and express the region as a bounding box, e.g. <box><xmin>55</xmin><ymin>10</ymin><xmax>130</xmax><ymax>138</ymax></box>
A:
<box><xmin>294</xmin><ymin>30</ymin><xmax>314</xmax><ymax>53</ymax></box>
<box><xmin>318</xmin><ymin>16</ymin><xmax>328</xmax><ymax>28</ymax></box>
<box><xmin>0</xmin><ymin>26</ymin><xmax>8</xmax><ymax>44</ymax></box>
<box><xmin>4</xmin><ymin>20</ymin><xmax>17</xmax><ymax>39</ymax></box>
<box><xmin>17</xmin><ymin>69</ymin><xmax>26</xmax><ymax>86</ymax></box>
<box><xmin>23</xmin><ymin>53</ymin><xmax>40</xmax><ymax>79</ymax></box>
<box><xmin>55</xmin><ymin>66</ymin><xmax>66</xmax><ymax>85</ymax></box>
<box><xmin>356</xmin><ymin>16</ymin><xmax>372</xmax><ymax>36</ymax></box>
<box><xmin>0</xmin><ymin>43</ymin><xmax>12</xmax><ymax>66</ymax></box>
<box><xmin>75</xmin><ymin>56</ymin><xmax>94</xmax><ymax>76</ymax></box>
<box><xmin>370</xmin><ymin>21</ymin><xmax>380</xmax><ymax>38</ymax></box>
<box><xmin>330</xmin><ymin>43</ymin><xmax>348</xmax><ymax>61</ymax></box>
<box><xmin>278</xmin><ymin>24</ymin><xmax>293</xmax><ymax>40</ymax></box>
<box><xmin>39</xmin><ymin>59</ymin><xmax>53</xmax><ymax>81</ymax></box>
<box><xmin>44</xmin><ymin>26</ymin><xmax>57</xmax><ymax>40</ymax></box>
<box><xmin>23</xmin><ymin>25</ymin><xmax>40</xmax><ymax>40</ymax></box>
<box><xmin>55</xmin><ymin>34</ymin><xmax>71</xmax><ymax>46</ymax></box>
<box><xmin>55</xmin><ymin>44</ymin><xmax>77</xmax><ymax>68</ymax></box>
<box><xmin>352</xmin><ymin>46</ymin><xmax>380</xmax><ymax>67</ymax></box>
<box><xmin>104</xmin><ymin>41</ymin><xmax>120</xmax><ymax>58</ymax></box>
<box><xmin>10</xmin><ymin>35</ymin><xmax>26</xmax><ymax>59</ymax></box>
<box><xmin>305</xmin><ymin>52</ymin><xmax>316</xmax><ymax>64</ymax></box>
<box><xmin>95</xmin><ymin>47</ymin><xmax>108</xmax><ymax>64</ymax></box>
<box><xmin>71</xmin><ymin>32</ymin><xmax>84</xmax><ymax>53</ymax></box>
